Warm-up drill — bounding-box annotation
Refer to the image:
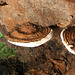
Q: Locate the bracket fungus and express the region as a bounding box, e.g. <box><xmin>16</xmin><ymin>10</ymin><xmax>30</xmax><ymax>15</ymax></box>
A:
<box><xmin>61</xmin><ymin>25</ymin><xmax>75</xmax><ymax>55</ymax></box>
<box><xmin>6</xmin><ymin>23</ymin><xmax>53</xmax><ymax>47</ymax></box>
<box><xmin>1</xmin><ymin>0</ymin><xmax>75</xmax><ymax>49</ymax></box>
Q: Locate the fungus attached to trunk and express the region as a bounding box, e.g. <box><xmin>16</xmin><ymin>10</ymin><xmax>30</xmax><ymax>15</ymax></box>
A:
<box><xmin>61</xmin><ymin>25</ymin><xmax>75</xmax><ymax>55</ymax></box>
<box><xmin>6</xmin><ymin>23</ymin><xmax>53</xmax><ymax>47</ymax></box>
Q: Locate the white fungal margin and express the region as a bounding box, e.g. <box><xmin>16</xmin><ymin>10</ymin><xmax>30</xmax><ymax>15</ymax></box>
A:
<box><xmin>60</xmin><ymin>29</ymin><xmax>75</xmax><ymax>55</ymax></box>
<box><xmin>7</xmin><ymin>29</ymin><xmax>53</xmax><ymax>47</ymax></box>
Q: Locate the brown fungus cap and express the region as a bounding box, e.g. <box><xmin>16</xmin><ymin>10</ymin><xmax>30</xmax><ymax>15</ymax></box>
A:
<box><xmin>6</xmin><ymin>23</ymin><xmax>53</xmax><ymax>47</ymax></box>
<box><xmin>61</xmin><ymin>25</ymin><xmax>75</xmax><ymax>54</ymax></box>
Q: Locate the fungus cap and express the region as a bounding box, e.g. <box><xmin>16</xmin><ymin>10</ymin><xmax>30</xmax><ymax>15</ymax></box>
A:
<box><xmin>6</xmin><ymin>23</ymin><xmax>53</xmax><ymax>47</ymax></box>
<box><xmin>61</xmin><ymin>25</ymin><xmax>75</xmax><ymax>55</ymax></box>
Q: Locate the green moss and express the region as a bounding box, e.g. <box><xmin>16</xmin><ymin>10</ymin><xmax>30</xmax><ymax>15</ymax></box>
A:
<box><xmin>0</xmin><ymin>32</ymin><xmax>3</xmax><ymax>38</ymax></box>
<box><xmin>0</xmin><ymin>42</ymin><xmax>16</xmax><ymax>60</ymax></box>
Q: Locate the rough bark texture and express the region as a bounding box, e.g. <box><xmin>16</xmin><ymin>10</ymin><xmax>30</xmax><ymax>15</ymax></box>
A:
<box><xmin>0</xmin><ymin>0</ymin><xmax>75</xmax><ymax>32</ymax></box>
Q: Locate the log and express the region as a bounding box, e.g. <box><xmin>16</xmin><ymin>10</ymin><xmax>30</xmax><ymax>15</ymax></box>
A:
<box><xmin>0</xmin><ymin>0</ymin><xmax>75</xmax><ymax>32</ymax></box>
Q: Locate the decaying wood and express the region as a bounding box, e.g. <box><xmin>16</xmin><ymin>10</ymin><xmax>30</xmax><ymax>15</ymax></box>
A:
<box><xmin>0</xmin><ymin>0</ymin><xmax>75</xmax><ymax>32</ymax></box>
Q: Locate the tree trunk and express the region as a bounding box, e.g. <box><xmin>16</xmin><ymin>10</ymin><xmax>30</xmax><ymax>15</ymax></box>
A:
<box><xmin>0</xmin><ymin>0</ymin><xmax>75</xmax><ymax>32</ymax></box>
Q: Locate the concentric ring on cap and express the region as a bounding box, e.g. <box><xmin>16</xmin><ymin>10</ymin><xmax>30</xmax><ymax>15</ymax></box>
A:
<box><xmin>6</xmin><ymin>23</ymin><xmax>53</xmax><ymax>47</ymax></box>
<box><xmin>61</xmin><ymin>25</ymin><xmax>75</xmax><ymax>55</ymax></box>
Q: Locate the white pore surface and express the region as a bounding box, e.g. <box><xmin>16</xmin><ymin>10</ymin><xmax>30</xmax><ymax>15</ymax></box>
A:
<box><xmin>60</xmin><ymin>29</ymin><xmax>75</xmax><ymax>55</ymax></box>
<box><xmin>7</xmin><ymin>29</ymin><xmax>53</xmax><ymax>47</ymax></box>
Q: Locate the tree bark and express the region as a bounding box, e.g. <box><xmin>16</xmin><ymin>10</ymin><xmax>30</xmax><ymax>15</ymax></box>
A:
<box><xmin>0</xmin><ymin>0</ymin><xmax>75</xmax><ymax>32</ymax></box>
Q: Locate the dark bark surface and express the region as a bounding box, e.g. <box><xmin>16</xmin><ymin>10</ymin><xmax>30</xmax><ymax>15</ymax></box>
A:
<box><xmin>0</xmin><ymin>24</ymin><xmax>75</xmax><ymax>75</ymax></box>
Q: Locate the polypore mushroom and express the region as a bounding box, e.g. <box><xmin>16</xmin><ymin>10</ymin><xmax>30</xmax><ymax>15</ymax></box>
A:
<box><xmin>6</xmin><ymin>23</ymin><xmax>53</xmax><ymax>47</ymax></box>
<box><xmin>61</xmin><ymin>25</ymin><xmax>75</xmax><ymax>55</ymax></box>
